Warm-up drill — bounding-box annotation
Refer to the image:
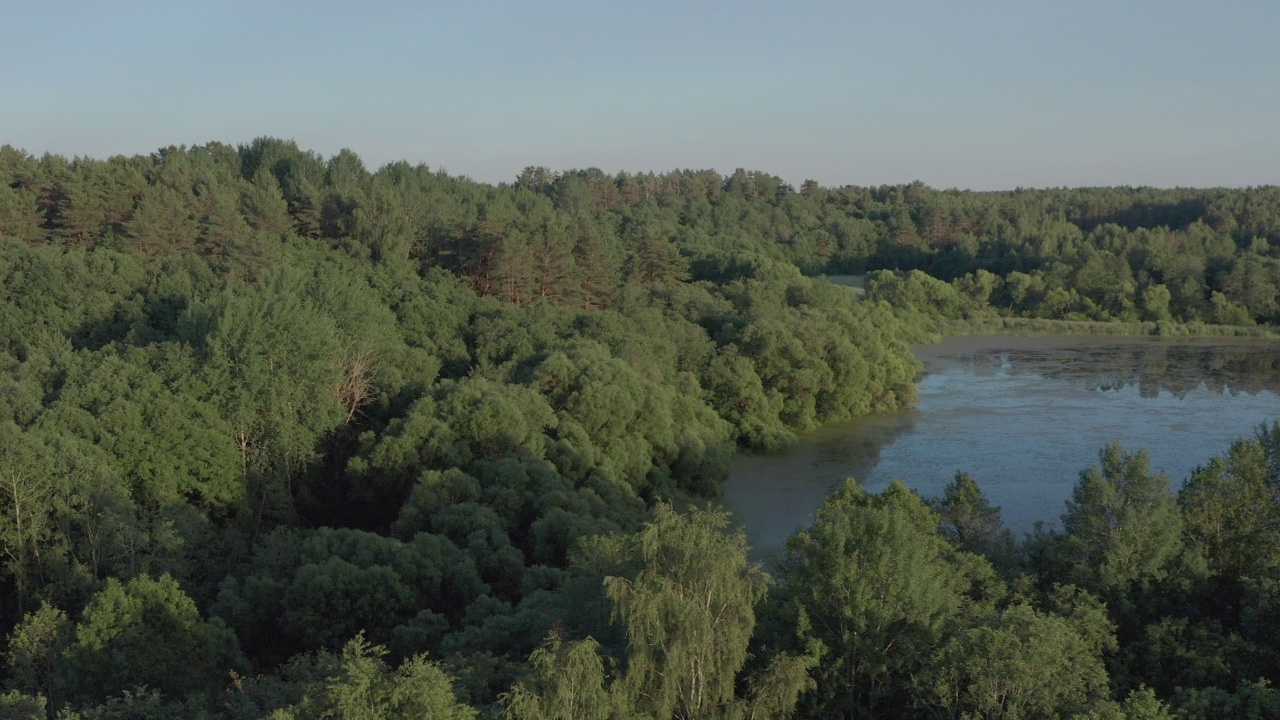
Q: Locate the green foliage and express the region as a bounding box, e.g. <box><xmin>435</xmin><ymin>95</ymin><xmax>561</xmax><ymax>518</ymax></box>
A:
<box><xmin>714</xmin><ymin>276</ymin><xmax>921</xmax><ymax>435</ymax></box>
<box><xmin>733</xmin><ymin>651</ymin><xmax>818</xmax><ymax>720</ymax></box>
<box><xmin>1060</xmin><ymin>443</ymin><xmax>1183</xmax><ymax>596</ymax></box>
<box><xmin>0</xmin><ymin>185</ymin><xmax>42</xmax><ymax>244</ymax></box>
<box><xmin>273</xmin><ymin>634</ymin><xmax>476</xmax><ymax>720</ymax></box>
<box><xmin>28</xmin><ymin>574</ymin><xmax>246</xmax><ymax>708</ymax></box>
<box><xmin>866</xmin><ymin>268</ymin><xmax>970</xmax><ymax>320</ymax></box>
<box><xmin>1180</xmin><ymin>436</ymin><xmax>1280</xmax><ymax>587</ymax></box>
<box><xmin>923</xmin><ymin>603</ymin><xmax>1114</xmax><ymax>719</ymax></box>
<box><xmin>196</xmin><ymin>267</ymin><xmax>348</xmax><ymax>523</ymax></box>
<box><xmin>1141</xmin><ymin>283</ymin><xmax>1173</xmax><ymax>322</ymax></box>
<box><xmin>6</xmin><ymin>603</ymin><xmax>73</xmax><ymax>709</ymax></box>
<box><xmin>40</xmin><ymin>348</ymin><xmax>242</xmax><ymax>511</ymax></box>
<box><xmin>530</xmin><ymin>340</ymin><xmax>733</xmax><ymax>496</ymax></box>
<box><xmin>1174</xmin><ymin>679</ymin><xmax>1280</xmax><ymax>720</ymax></box>
<box><xmin>605</xmin><ymin>505</ymin><xmax>767</xmax><ymax>719</ymax></box>
<box><xmin>1120</xmin><ymin>617</ymin><xmax>1251</xmax><ymax>697</ymax></box>
<box><xmin>0</xmin><ymin>240</ymin><xmax>148</xmax><ymax>353</ymax></box>
<box><xmin>932</xmin><ymin>470</ymin><xmax>1011</xmax><ymax>560</ymax></box>
<box><xmin>1115</xmin><ymin>686</ymin><xmax>1177</xmax><ymax>720</ymax></box>
<box><xmin>774</xmin><ymin>479</ymin><xmax>981</xmax><ymax>718</ymax></box>
<box><xmin>501</xmin><ymin>633</ymin><xmax>612</xmax><ymax>720</ymax></box>
<box><xmin>214</xmin><ymin>527</ymin><xmax>486</xmax><ymax>658</ymax></box>
<box><xmin>506</xmin><ymin>507</ymin><xmax>814</xmax><ymax>720</ymax></box>
<box><xmin>0</xmin><ymin>690</ymin><xmax>45</xmax><ymax>720</ymax></box>
<box><xmin>5</xmin><ymin>139</ymin><xmax>1280</xmax><ymax>716</ymax></box>
<box><xmin>57</xmin><ymin>688</ymin><xmax>220</xmax><ymax>720</ymax></box>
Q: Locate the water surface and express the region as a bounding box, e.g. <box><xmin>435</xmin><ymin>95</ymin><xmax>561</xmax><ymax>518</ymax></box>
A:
<box><xmin>724</xmin><ymin>335</ymin><xmax>1280</xmax><ymax>552</ymax></box>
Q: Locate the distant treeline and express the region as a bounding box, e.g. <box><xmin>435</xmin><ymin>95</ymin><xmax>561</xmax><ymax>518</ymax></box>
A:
<box><xmin>3</xmin><ymin>140</ymin><xmax>1279</xmax><ymax>325</ymax></box>
<box><xmin>0</xmin><ymin>139</ymin><xmax>1277</xmax><ymax>718</ymax></box>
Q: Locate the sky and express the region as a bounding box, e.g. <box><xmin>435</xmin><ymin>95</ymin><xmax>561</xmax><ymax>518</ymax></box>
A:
<box><xmin>3</xmin><ymin>0</ymin><xmax>1278</xmax><ymax>190</ymax></box>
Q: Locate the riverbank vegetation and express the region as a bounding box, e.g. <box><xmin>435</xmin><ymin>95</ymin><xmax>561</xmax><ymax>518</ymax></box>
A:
<box><xmin>0</xmin><ymin>139</ymin><xmax>1278</xmax><ymax>717</ymax></box>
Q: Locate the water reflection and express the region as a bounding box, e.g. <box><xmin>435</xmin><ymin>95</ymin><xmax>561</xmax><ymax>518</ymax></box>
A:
<box><xmin>723</xmin><ymin>410</ymin><xmax>918</xmax><ymax>555</ymax></box>
<box><xmin>943</xmin><ymin>339</ymin><xmax>1280</xmax><ymax>398</ymax></box>
<box><xmin>724</xmin><ymin>335</ymin><xmax>1280</xmax><ymax>554</ymax></box>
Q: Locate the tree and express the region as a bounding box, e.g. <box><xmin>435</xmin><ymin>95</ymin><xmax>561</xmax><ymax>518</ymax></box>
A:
<box><xmin>1210</xmin><ymin>291</ymin><xmax>1253</xmax><ymax>326</ymax></box>
<box><xmin>285</xmin><ymin>634</ymin><xmax>476</xmax><ymax>720</ymax></box>
<box><xmin>1060</xmin><ymin>443</ymin><xmax>1183</xmax><ymax>597</ymax></box>
<box><xmin>501</xmin><ymin>633</ymin><xmax>612</xmax><ymax>720</ymax></box>
<box><xmin>1179</xmin><ymin>436</ymin><xmax>1280</xmax><ymax>622</ymax></box>
<box><xmin>5</xmin><ymin>603</ymin><xmax>73</xmax><ymax>710</ymax></box>
<box><xmin>353</xmin><ymin>181</ymin><xmax>415</xmax><ymax>266</ymax></box>
<box><xmin>1218</xmin><ymin>254</ymin><xmax>1279</xmax><ymax>322</ymax></box>
<box><xmin>0</xmin><ymin>691</ymin><xmax>44</xmax><ymax>720</ymax></box>
<box><xmin>506</xmin><ymin>507</ymin><xmax>813</xmax><ymax>720</ymax></box>
<box><xmin>0</xmin><ymin>185</ymin><xmax>42</xmax><ymax>243</ymax></box>
<box><xmin>287</xmin><ymin>176</ymin><xmax>325</xmax><ymax>239</ymax></box>
<box><xmin>776</xmin><ymin>480</ymin><xmax>978</xmax><ymax>718</ymax></box>
<box><xmin>38</xmin><ymin>350</ymin><xmax>243</xmax><ymax>512</ymax></box>
<box><xmin>241</xmin><ymin>169</ymin><xmax>292</xmax><ymax>238</ymax></box>
<box><xmin>702</xmin><ymin>346</ymin><xmax>792</xmax><ymax>451</ymax></box>
<box><xmin>955</xmin><ymin>268</ymin><xmax>1003</xmax><ymax>309</ymax></box>
<box><xmin>1140</xmin><ymin>283</ymin><xmax>1173</xmax><ymax>322</ymax></box>
<box><xmin>196</xmin><ymin>177</ymin><xmax>252</xmax><ymax>261</ymax></box>
<box><xmin>627</xmin><ymin>230</ymin><xmax>689</xmax><ymax>288</ymax></box>
<box><xmin>284</xmin><ymin>556</ymin><xmax>416</xmax><ymax>650</ymax></box>
<box><xmin>198</xmin><ymin>269</ymin><xmax>346</xmax><ymax>525</ymax></box>
<box><xmin>1174</xmin><ymin>680</ymin><xmax>1280</xmax><ymax>720</ymax></box>
<box><xmin>127</xmin><ymin>184</ymin><xmax>199</xmax><ymax>256</ymax></box>
<box><xmin>865</xmin><ymin>269</ymin><xmax>968</xmax><ymax>319</ymax></box>
<box><xmin>60</xmin><ymin>573</ymin><xmax>244</xmax><ymax>703</ymax></box>
<box><xmin>47</xmin><ymin>162</ymin><xmax>104</xmax><ymax>247</ymax></box>
<box><xmin>0</xmin><ymin>422</ymin><xmax>54</xmax><ymax>612</ymax></box>
<box><xmin>922</xmin><ymin>603</ymin><xmax>1114</xmax><ymax>719</ymax></box>
<box><xmin>572</xmin><ymin>232</ymin><xmax>622</xmax><ymax>310</ymax></box>
<box><xmin>604</xmin><ymin>504</ymin><xmax>767</xmax><ymax>719</ymax></box>
<box><xmin>933</xmin><ymin>470</ymin><xmax>1007</xmax><ymax>558</ymax></box>
<box><xmin>215</xmin><ymin>527</ymin><xmax>487</xmax><ymax>660</ymax></box>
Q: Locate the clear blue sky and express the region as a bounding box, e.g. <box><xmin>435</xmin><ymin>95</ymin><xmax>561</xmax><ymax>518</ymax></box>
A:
<box><xmin>4</xmin><ymin>0</ymin><xmax>1278</xmax><ymax>189</ymax></box>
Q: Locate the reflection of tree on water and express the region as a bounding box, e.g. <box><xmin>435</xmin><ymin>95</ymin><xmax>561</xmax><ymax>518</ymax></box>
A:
<box><xmin>947</xmin><ymin>341</ymin><xmax>1280</xmax><ymax>398</ymax></box>
<box><xmin>810</xmin><ymin>411</ymin><xmax>919</xmax><ymax>491</ymax></box>
<box><xmin>727</xmin><ymin>410</ymin><xmax>920</xmax><ymax>563</ymax></box>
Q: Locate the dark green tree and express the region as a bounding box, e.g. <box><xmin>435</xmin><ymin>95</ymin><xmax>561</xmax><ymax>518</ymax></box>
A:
<box><xmin>922</xmin><ymin>602</ymin><xmax>1115</xmax><ymax>719</ymax></box>
<box><xmin>58</xmin><ymin>573</ymin><xmax>244</xmax><ymax>704</ymax></box>
<box><xmin>933</xmin><ymin>470</ymin><xmax>1007</xmax><ymax>559</ymax></box>
<box><xmin>775</xmin><ymin>480</ymin><xmax>980</xmax><ymax>718</ymax></box>
<box><xmin>1060</xmin><ymin>443</ymin><xmax>1183</xmax><ymax>597</ymax></box>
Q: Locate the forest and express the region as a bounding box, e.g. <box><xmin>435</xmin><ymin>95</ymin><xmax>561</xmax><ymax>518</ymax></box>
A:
<box><xmin>0</xmin><ymin>138</ymin><xmax>1278</xmax><ymax>718</ymax></box>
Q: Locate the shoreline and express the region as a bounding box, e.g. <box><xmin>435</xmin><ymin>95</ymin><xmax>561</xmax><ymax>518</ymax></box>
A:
<box><xmin>724</xmin><ymin>330</ymin><xmax>1280</xmax><ymax>555</ymax></box>
<box><xmin>938</xmin><ymin>316</ymin><xmax>1279</xmax><ymax>339</ymax></box>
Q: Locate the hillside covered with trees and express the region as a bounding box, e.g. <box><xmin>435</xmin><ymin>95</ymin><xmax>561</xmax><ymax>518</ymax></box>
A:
<box><xmin>0</xmin><ymin>139</ymin><xmax>1278</xmax><ymax>718</ymax></box>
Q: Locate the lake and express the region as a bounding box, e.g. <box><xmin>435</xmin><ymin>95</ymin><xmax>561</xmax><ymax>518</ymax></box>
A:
<box><xmin>723</xmin><ymin>334</ymin><xmax>1280</xmax><ymax>553</ymax></box>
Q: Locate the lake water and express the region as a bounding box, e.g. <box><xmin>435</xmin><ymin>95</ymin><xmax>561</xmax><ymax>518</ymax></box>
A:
<box><xmin>723</xmin><ymin>335</ymin><xmax>1280</xmax><ymax>553</ymax></box>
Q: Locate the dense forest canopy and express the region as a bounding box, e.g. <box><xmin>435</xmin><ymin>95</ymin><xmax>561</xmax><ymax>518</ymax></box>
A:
<box><xmin>0</xmin><ymin>138</ymin><xmax>1277</xmax><ymax>718</ymax></box>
